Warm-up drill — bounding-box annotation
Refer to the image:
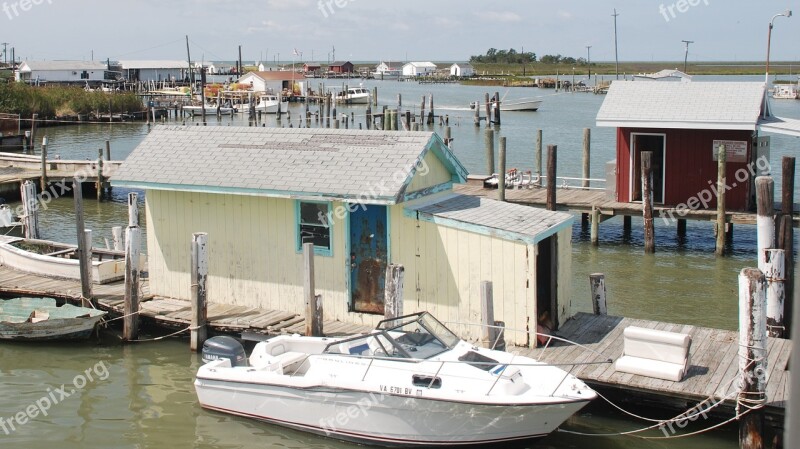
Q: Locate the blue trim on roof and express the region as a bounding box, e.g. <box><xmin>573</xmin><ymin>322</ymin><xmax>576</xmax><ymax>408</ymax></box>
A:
<box><xmin>394</xmin><ymin>134</ymin><xmax>469</xmax><ymax>203</ymax></box>
<box><xmin>402</xmin><ymin>206</ymin><xmax>574</xmax><ymax>245</ymax></box>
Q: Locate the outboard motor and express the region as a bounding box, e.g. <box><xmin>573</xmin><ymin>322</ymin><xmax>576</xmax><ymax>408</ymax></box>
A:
<box><xmin>201</xmin><ymin>336</ymin><xmax>248</xmax><ymax>367</ymax></box>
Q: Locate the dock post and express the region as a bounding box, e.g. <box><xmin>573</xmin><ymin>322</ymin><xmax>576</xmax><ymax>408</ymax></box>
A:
<box><xmin>716</xmin><ymin>144</ymin><xmax>727</xmax><ymax>255</ymax></box>
<box><xmin>372</xmin><ymin>86</ymin><xmax>378</xmax><ymax>107</ymax></box>
<box><xmin>427</xmin><ymin>94</ymin><xmax>434</xmax><ymax>125</ymax></box>
<box><xmin>535</xmin><ymin>129</ymin><xmax>542</xmax><ymax>186</ymax></box>
<box><xmin>493</xmin><ymin>91</ymin><xmax>501</xmax><ymax>126</ymax></box>
<box><xmin>334</xmin><ymin>119</ymin><xmax>340</xmax><ymax>129</ymax></box>
<box><xmin>764</xmin><ymin>249</ymin><xmax>786</xmax><ymax>338</ymax></box>
<box><xmin>480</xmin><ymin>281</ymin><xmax>498</xmax><ymax>348</ymax></box>
<box><xmin>96</xmin><ymin>147</ymin><xmax>104</xmax><ymax>201</ymax></box>
<box><xmin>112</xmin><ymin>226</ymin><xmax>123</xmax><ymax>251</ymax></box>
<box><xmin>738</xmin><ymin>267</ymin><xmax>767</xmax><ymax>449</ymax></box>
<box><xmin>484</xmin><ymin>93</ymin><xmax>491</xmax><ymax>126</ymax></box>
<box><xmin>498</xmin><ymin>137</ymin><xmax>507</xmax><ymax>202</ymax></box>
<box><xmin>589</xmin><ymin>273</ymin><xmax>607</xmax><ymax>315</ymax></box>
<box><xmin>21</xmin><ymin>180</ymin><xmax>40</xmax><ymax>240</ymax></box>
<box><xmin>779</xmin><ymin>156</ymin><xmax>795</xmax><ymax>336</ymax></box>
<box><xmin>473</xmin><ymin>100</ymin><xmax>480</xmax><ymax>127</ymax></box>
<box><xmin>384</xmin><ymin>264</ymin><xmax>405</xmax><ymax>320</ymax></box>
<box><xmin>756</xmin><ymin>177</ymin><xmax>775</xmax><ymax>272</ymax></box>
<box><xmin>40</xmin><ymin>136</ymin><xmax>48</xmax><ymax>192</ymax></box>
<box><xmin>623</xmin><ymin>215</ymin><xmax>632</xmax><ymax>233</ymax></box>
<box><xmin>190</xmin><ymin>232</ymin><xmax>209</xmax><ymax>352</ymax></box>
<box><xmin>420</xmin><ymin>95</ymin><xmax>426</xmax><ymax>126</ymax></box>
<box><xmin>677</xmin><ymin>219</ymin><xmax>687</xmax><ymax>237</ymax></box>
<box><xmin>29</xmin><ymin>113</ymin><xmax>37</xmax><ymax>153</ymax></box>
<box><xmin>444</xmin><ymin>126</ymin><xmax>452</xmax><ymax>148</ymax></box>
<box><xmin>546</xmin><ymin>145</ymin><xmax>557</xmax><ymax>211</ymax></box>
<box><xmin>74</xmin><ymin>178</ymin><xmax>93</xmax><ymax>305</ymax></box>
<box><xmin>641</xmin><ymin>151</ymin><xmax>655</xmax><ymax>254</ymax></box>
<box><xmin>582</xmin><ymin>128</ymin><xmax>591</xmax><ymax>189</ymax></box>
<box><xmin>591</xmin><ymin>206</ymin><xmax>600</xmax><ymax>246</ymax></box>
<box><xmin>122</xmin><ymin>224</ymin><xmax>141</xmax><ymax>342</ymax></box>
<box><xmin>366</xmin><ymin>104</ymin><xmax>372</xmax><ymax>130</ymax></box>
<box><xmin>485</xmin><ymin>129</ymin><xmax>495</xmax><ymax>176</ymax></box>
<box><xmin>303</xmin><ymin>242</ymin><xmax>323</xmax><ymax>337</ymax></box>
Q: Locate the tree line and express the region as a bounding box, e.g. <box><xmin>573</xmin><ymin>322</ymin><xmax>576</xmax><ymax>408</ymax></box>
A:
<box><xmin>470</xmin><ymin>48</ymin><xmax>590</xmax><ymax>66</ymax></box>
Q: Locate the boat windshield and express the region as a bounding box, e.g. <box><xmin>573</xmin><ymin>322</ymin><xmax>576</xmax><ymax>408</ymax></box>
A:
<box><xmin>323</xmin><ymin>313</ymin><xmax>461</xmax><ymax>360</ymax></box>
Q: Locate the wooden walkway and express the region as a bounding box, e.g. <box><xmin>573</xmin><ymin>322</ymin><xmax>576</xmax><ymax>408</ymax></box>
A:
<box><xmin>455</xmin><ymin>182</ymin><xmax>800</xmax><ymax>226</ymax></box>
<box><xmin>518</xmin><ymin>313</ymin><xmax>790</xmax><ymax>419</ymax></box>
<box><xmin>0</xmin><ymin>265</ymin><xmax>368</xmax><ymax>337</ymax></box>
<box><xmin>0</xmin><ymin>152</ymin><xmax>122</xmax><ymax>196</ymax></box>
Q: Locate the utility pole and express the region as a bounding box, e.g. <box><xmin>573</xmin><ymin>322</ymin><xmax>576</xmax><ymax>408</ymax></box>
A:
<box><xmin>586</xmin><ymin>46</ymin><xmax>592</xmax><ymax>81</ymax></box>
<box><xmin>682</xmin><ymin>40</ymin><xmax>694</xmax><ymax>73</ymax></box>
<box><xmin>1</xmin><ymin>43</ymin><xmax>8</xmax><ymax>66</ymax></box>
<box><xmin>612</xmin><ymin>9</ymin><xmax>620</xmax><ymax>80</ymax></box>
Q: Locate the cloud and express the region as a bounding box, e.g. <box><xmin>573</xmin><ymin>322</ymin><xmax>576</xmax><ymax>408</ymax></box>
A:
<box><xmin>557</xmin><ymin>10</ymin><xmax>573</xmax><ymax>19</ymax></box>
<box><xmin>476</xmin><ymin>11</ymin><xmax>522</xmax><ymax>23</ymax></box>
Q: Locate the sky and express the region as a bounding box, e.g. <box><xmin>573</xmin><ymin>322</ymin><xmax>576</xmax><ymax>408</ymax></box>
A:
<box><xmin>1</xmin><ymin>0</ymin><xmax>799</xmax><ymax>64</ymax></box>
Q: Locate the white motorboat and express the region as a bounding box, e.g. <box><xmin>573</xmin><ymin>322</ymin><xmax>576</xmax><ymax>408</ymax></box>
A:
<box><xmin>250</xmin><ymin>93</ymin><xmax>286</xmax><ymax>114</ymax></box>
<box><xmin>772</xmin><ymin>84</ymin><xmax>799</xmax><ymax>100</ymax></box>
<box><xmin>372</xmin><ymin>69</ymin><xmax>401</xmax><ymax>80</ymax></box>
<box><xmin>336</xmin><ymin>87</ymin><xmax>371</xmax><ymax>104</ymax></box>
<box><xmin>470</xmin><ymin>97</ymin><xmax>543</xmax><ymax>112</ymax></box>
<box><xmin>195</xmin><ymin>312</ymin><xmax>595</xmax><ymax>446</ymax></box>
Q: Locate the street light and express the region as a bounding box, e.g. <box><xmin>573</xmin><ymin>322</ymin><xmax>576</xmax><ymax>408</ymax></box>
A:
<box><xmin>765</xmin><ymin>10</ymin><xmax>792</xmax><ymax>117</ymax></box>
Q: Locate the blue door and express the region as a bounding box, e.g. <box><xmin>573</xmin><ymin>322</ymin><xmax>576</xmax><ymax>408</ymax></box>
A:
<box><xmin>349</xmin><ymin>205</ymin><xmax>388</xmax><ymax>314</ymax></box>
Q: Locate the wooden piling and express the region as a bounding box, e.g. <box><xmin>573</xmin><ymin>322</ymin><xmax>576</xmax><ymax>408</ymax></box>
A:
<box><xmin>764</xmin><ymin>249</ymin><xmax>786</xmax><ymax>338</ymax></box>
<box><xmin>641</xmin><ymin>151</ymin><xmax>655</xmax><ymax>253</ymax></box>
<box><xmin>677</xmin><ymin>219</ymin><xmax>687</xmax><ymax>237</ymax></box>
<box><xmin>303</xmin><ymin>242</ymin><xmax>323</xmax><ymax>337</ymax></box>
<box><xmin>779</xmin><ymin>156</ymin><xmax>795</xmax><ymax>336</ymax></box>
<box><xmin>420</xmin><ymin>95</ymin><xmax>426</xmax><ymax>126</ymax></box>
<box><xmin>473</xmin><ymin>100</ymin><xmax>480</xmax><ymax>127</ymax></box>
<box><xmin>112</xmin><ymin>226</ymin><xmax>123</xmax><ymax>251</ymax></box>
<box><xmin>190</xmin><ymin>232</ymin><xmax>209</xmax><ymax>352</ymax></box>
<box><xmin>73</xmin><ymin>178</ymin><xmax>93</xmax><ymax>304</ymax></box>
<box><xmin>738</xmin><ymin>267</ymin><xmax>767</xmax><ymax>449</ymax></box>
<box><xmin>480</xmin><ymin>281</ymin><xmax>498</xmax><ymax>348</ymax></box>
<box><xmin>372</xmin><ymin>86</ymin><xmax>378</xmax><ymax>106</ymax></box>
<box><xmin>623</xmin><ymin>215</ymin><xmax>632</xmax><ymax>233</ymax></box>
<box><xmin>384</xmin><ymin>264</ymin><xmax>405</xmax><ymax>320</ymax></box>
<box><xmin>484</xmin><ymin>93</ymin><xmax>491</xmax><ymax>126</ymax></box>
<box><xmin>485</xmin><ymin>129</ymin><xmax>495</xmax><ymax>175</ymax></box>
<box><xmin>498</xmin><ymin>137</ymin><xmax>506</xmax><ymax>202</ymax></box>
<box><xmin>21</xmin><ymin>181</ymin><xmax>40</xmax><ymax>240</ymax></box>
<box><xmin>427</xmin><ymin>94</ymin><xmax>434</xmax><ymax>125</ymax></box>
<box><xmin>96</xmin><ymin>147</ymin><xmax>104</xmax><ymax>201</ymax></box>
<box><xmin>493</xmin><ymin>91</ymin><xmax>501</xmax><ymax>126</ymax></box>
<box><xmin>40</xmin><ymin>136</ymin><xmax>48</xmax><ymax>192</ymax></box>
<box><xmin>535</xmin><ymin>129</ymin><xmax>542</xmax><ymax>186</ymax></box>
<box><xmin>366</xmin><ymin>104</ymin><xmax>372</xmax><ymax>130</ymax></box>
<box><xmin>589</xmin><ymin>273</ymin><xmax>607</xmax><ymax>315</ymax></box>
<box><xmin>546</xmin><ymin>145</ymin><xmax>557</xmax><ymax>211</ymax></box>
<box><xmin>444</xmin><ymin>126</ymin><xmax>452</xmax><ymax>148</ymax></box>
<box><xmin>591</xmin><ymin>206</ymin><xmax>600</xmax><ymax>246</ymax></box>
<box><xmin>582</xmin><ymin>128</ymin><xmax>591</xmax><ymax>189</ymax></box>
<box><xmin>755</xmin><ymin>177</ymin><xmax>775</xmax><ymax>272</ymax></box>
<box><xmin>716</xmin><ymin>144</ymin><xmax>727</xmax><ymax>255</ymax></box>
<box><xmin>29</xmin><ymin>113</ymin><xmax>37</xmax><ymax>153</ymax></box>
<box><xmin>122</xmin><ymin>224</ymin><xmax>141</xmax><ymax>341</ymax></box>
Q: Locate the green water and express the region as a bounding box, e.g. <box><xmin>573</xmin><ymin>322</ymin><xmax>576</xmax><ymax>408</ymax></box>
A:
<box><xmin>1</xmin><ymin>76</ymin><xmax>796</xmax><ymax>447</ymax></box>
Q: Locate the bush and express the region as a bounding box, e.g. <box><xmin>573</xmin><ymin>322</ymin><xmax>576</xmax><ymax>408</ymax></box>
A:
<box><xmin>0</xmin><ymin>83</ymin><xmax>144</xmax><ymax>117</ymax></box>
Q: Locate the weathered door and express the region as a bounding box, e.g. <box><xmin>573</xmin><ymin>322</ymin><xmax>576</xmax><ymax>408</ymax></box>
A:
<box><xmin>349</xmin><ymin>205</ymin><xmax>388</xmax><ymax>314</ymax></box>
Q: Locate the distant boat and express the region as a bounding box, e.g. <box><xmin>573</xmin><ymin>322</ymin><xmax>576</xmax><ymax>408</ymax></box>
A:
<box><xmin>772</xmin><ymin>83</ymin><xmax>799</xmax><ymax>100</ymax></box>
<box><xmin>371</xmin><ymin>69</ymin><xmax>401</xmax><ymax>80</ymax></box>
<box><xmin>251</xmin><ymin>93</ymin><xmax>287</xmax><ymax>114</ymax></box>
<box><xmin>0</xmin><ymin>297</ymin><xmax>106</xmax><ymax>341</ymax></box>
<box><xmin>335</xmin><ymin>87</ymin><xmax>371</xmax><ymax>104</ymax></box>
<box><xmin>471</xmin><ymin>98</ymin><xmax>543</xmax><ymax>112</ymax></box>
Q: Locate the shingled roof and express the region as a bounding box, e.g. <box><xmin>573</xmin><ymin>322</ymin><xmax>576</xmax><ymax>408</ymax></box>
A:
<box><xmin>111</xmin><ymin>126</ymin><xmax>467</xmax><ymax>204</ymax></box>
<box><xmin>597</xmin><ymin>81</ymin><xmax>767</xmax><ymax>130</ymax></box>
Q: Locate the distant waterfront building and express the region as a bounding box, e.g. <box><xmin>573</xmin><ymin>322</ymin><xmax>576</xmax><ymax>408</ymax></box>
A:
<box><xmin>450</xmin><ymin>63</ymin><xmax>474</xmax><ymax>77</ymax></box>
<box><xmin>15</xmin><ymin>60</ymin><xmax>109</xmax><ymax>84</ymax></box>
<box><xmin>237</xmin><ymin>70</ymin><xmax>307</xmax><ymax>96</ymax></box>
<box><xmin>328</xmin><ymin>61</ymin><xmax>354</xmax><ymax>74</ymax></box>
<box><xmin>402</xmin><ymin>62</ymin><xmax>437</xmax><ymax>77</ymax></box>
<box><xmin>633</xmin><ymin>69</ymin><xmax>692</xmax><ymax>82</ymax></box>
<box><xmin>117</xmin><ymin>60</ymin><xmax>188</xmax><ymax>82</ymax></box>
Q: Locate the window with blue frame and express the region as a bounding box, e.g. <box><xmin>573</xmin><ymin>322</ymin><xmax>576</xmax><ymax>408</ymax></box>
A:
<box><xmin>297</xmin><ymin>201</ymin><xmax>332</xmax><ymax>255</ymax></box>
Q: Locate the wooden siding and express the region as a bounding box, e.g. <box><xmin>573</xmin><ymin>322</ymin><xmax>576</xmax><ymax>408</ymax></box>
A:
<box><xmin>616</xmin><ymin>128</ymin><xmax>754</xmax><ymax>210</ymax></box>
<box><xmin>405</xmin><ymin>150</ymin><xmax>452</xmax><ymax>194</ymax></box>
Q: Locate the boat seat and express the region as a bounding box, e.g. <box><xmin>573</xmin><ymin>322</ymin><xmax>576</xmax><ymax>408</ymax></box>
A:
<box><xmin>615</xmin><ymin>326</ymin><xmax>692</xmax><ymax>382</ymax></box>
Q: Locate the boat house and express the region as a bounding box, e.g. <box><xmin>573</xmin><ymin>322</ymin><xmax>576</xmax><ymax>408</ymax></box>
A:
<box><xmin>450</xmin><ymin>63</ymin><xmax>474</xmax><ymax>77</ymax></box>
<box><xmin>117</xmin><ymin>60</ymin><xmax>188</xmax><ymax>83</ymax></box>
<box><xmin>597</xmin><ymin>81</ymin><xmax>790</xmax><ymax>211</ymax></box>
<box><xmin>236</xmin><ymin>71</ymin><xmax>306</xmax><ymax>97</ymax></box>
<box><xmin>15</xmin><ymin>60</ymin><xmax>110</xmax><ymax>84</ymax></box>
<box><xmin>111</xmin><ymin>127</ymin><xmax>574</xmax><ymax>346</ymax></box>
<box><xmin>402</xmin><ymin>62</ymin><xmax>437</xmax><ymax>77</ymax></box>
<box><xmin>328</xmin><ymin>61</ymin><xmax>354</xmax><ymax>74</ymax></box>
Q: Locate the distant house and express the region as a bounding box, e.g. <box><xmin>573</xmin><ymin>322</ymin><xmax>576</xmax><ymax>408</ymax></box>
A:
<box><xmin>596</xmin><ymin>81</ymin><xmax>800</xmax><ymax>212</ymax></box>
<box><xmin>402</xmin><ymin>62</ymin><xmax>437</xmax><ymax>77</ymax></box>
<box><xmin>111</xmin><ymin>127</ymin><xmax>574</xmax><ymax>346</ymax></box>
<box><xmin>15</xmin><ymin>60</ymin><xmax>109</xmax><ymax>83</ymax></box>
<box><xmin>328</xmin><ymin>61</ymin><xmax>354</xmax><ymax>73</ymax></box>
<box><xmin>118</xmin><ymin>60</ymin><xmax>188</xmax><ymax>82</ymax></box>
<box><xmin>237</xmin><ymin>71</ymin><xmax>307</xmax><ymax>96</ymax></box>
<box><xmin>303</xmin><ymin>63</ymin><xmax>321</xmax><ymax>73</ymax></box>
<box><xmin>373</xmin><ymin>61</ymin><xmax>403</xmax><ymax>78</ymax></box>
<box><xmin>450</xmin><ymin>63</ymin><xmax>474</xmax><ymax>77</ymax></box>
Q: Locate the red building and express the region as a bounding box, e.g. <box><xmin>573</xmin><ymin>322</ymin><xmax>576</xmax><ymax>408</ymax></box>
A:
<box><xmin>328</xmin><ymin>61</ymin><xmax>354</xmax><ymax>73</ymax></box>
<box><xmin>596</xmin><ymin>81</ymin><xmax>797</xmax><ymax>212</ymax></box>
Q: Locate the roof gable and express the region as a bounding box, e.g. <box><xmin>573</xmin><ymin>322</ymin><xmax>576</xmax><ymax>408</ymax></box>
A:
<box><xmin>111</xmin><ymin>127</ymin><xmax>467</xmax><ymax>204</ymax></box>
<box><xmin>596</xmin><ymin>81</ymin><xmax>767</xmax><ymax>130</ymax></box>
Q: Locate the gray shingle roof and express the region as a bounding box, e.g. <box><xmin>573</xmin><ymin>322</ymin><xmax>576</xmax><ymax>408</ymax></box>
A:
<box><xmin>20</xmin><ymin>60</ymin><xmax>108</xmax><ymax>71</ymax></box>
<box><xmin>597</xmin><ymin>81</ymin><xmax>766</xmax><ymax>130</ymax></box>
<box><xmin>407</xmin><ymin>194</ymin><xmax>573</xmax><ymax>244</ymax></box>
<box><xmin>111</xmin><ymin>126</ymin><xmax>458</xmax><ymax>204</ymax></box>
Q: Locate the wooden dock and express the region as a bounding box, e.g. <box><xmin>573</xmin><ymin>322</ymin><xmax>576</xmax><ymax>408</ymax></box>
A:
<box><xmin>455</xmin><ymin>181</ymin><xmax>800</xmax><ymax>227</ymax></box>
<box><xmin>0</xmin><ymin>265</ymin><xmax>369</xmax><ymax>338</ymax></box>
<box><xmin>0</xmin><ymin>152</ymin><xmax>122</xmax><ymax>197</ymax></box>
<box><xmin>518</xmin><ymin>312</ymin><xmax>789</xmax><ymax>421</ymax></box>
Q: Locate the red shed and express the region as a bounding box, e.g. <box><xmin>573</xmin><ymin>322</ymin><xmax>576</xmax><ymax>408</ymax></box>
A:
<box><xmin>597</xmin><ymin>82</ymin><xmax>774</xmax><ymax>212</ymax></box>
<box><xmin>328</xmin><ymin>61</ymin><xmax>354</xmax><ymax>73</ymax></box>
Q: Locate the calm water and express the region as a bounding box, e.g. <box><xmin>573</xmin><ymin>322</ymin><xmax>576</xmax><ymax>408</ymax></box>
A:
<box><xmin>1</xmin><ymin>75</ymin><xmax>797</xmax><ymax>448</ymax></box>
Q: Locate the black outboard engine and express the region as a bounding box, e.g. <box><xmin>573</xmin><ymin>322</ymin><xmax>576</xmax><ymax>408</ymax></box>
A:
<box><xmin>201</xmin><ymin>336</ymin><xmax>248</xmax><ymax>367</ymax></box>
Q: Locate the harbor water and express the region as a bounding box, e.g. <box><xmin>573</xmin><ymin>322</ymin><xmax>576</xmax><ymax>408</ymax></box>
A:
<box><xmin>1</xmin><ymin>75</ymin><xmax>797</xmax><ymax>448</ymax></box>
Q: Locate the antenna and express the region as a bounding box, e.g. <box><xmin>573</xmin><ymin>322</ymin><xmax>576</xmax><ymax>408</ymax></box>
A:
<box><xmin>612</xmin><ymin>9</ymin><xmax>620</xmax><ymax>80</ymax></box>
<box><xmin>681</xmin><ymin>40</ymin><xmax>694</xmax><ymax>73</ymax></box>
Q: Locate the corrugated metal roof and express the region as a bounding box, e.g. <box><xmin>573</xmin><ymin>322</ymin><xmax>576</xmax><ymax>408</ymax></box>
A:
<box><xmin>758</xmin><ymin>116</ymin><xmax>800</xmax><ymax>137</ymax></box>
<box><xmin>19</xmin><ymin>60</ymin><xmax>108</xmax><ymax>71</ymax></box>
<box><xmin>111</xmin><ymin>126</ymin><xmax>466</xmax><ymax>204</ymax></box>
<box><xmin>596</xmin><ymin>81</ymin><xmax>766</xmax><ymax>130</ymax></box>
<box><xmin>407</xmin><ymin>194</ymin><xmax>572</xmax><ymax>243</ymax></box>
<box><xmin>118</xmin><ymin>60</ymin><xmax>188</xmax><ymax>70</ymax></box>
<box><xmin>405</xmin><ymin>62</ymin><xmax>437</xmax><ymax>68</ymax></box>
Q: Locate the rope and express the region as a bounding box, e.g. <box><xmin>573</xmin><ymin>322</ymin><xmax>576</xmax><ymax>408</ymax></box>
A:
<box><xmin>100</xmin><ymin>309</ymin><xmax>141</xmax><ymax>324</ymax></box>
<box><xmin>116</xmin><ymin>325</ymin><xmax>200</xmax><ymax>343</ymax></box>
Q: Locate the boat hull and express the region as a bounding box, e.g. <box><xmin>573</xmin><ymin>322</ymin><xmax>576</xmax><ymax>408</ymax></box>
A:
<box><xmin>0</xmin><ymin>315</ymin><xmax>104</xmax><ymax>341</ymax></box>
<box><xmin>499</xmin><ymin>100</ymin><xmax>542</xmax><ymax>111</ymax></box>
<box><xmin>195</xmin><ymin>378</ymin><xmax>588</xmax><ymax>446</ymax></box>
